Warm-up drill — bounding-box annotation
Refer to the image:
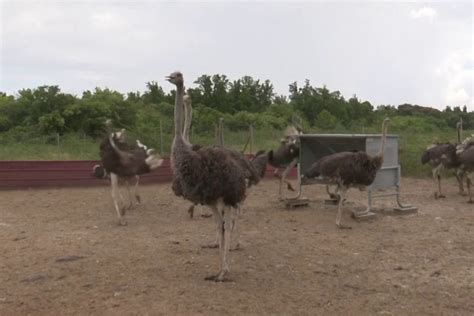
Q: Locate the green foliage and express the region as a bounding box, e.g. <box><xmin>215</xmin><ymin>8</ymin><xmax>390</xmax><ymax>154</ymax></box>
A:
<box><xmin>0</xmin><ymin>73</ymin><xmax>473</xmax><ymax>179</ymax></box>
<box><xmin>315</xmin><ymin>110</ymin><xmax>338</xmax><ymax>130</ymax></box>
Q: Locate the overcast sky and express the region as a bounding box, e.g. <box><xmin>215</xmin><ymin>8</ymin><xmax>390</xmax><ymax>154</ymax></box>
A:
<box><xmin>1</xmin><ymin>0</ymin><xmax>472</xmax><ymax>110</ymax></box>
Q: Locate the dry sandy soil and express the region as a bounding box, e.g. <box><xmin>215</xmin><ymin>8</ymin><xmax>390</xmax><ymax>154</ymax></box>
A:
<box><xmin>0</xmin><ymin>178</ymin><xmax>473</xmax><ymax>315</ymax></box>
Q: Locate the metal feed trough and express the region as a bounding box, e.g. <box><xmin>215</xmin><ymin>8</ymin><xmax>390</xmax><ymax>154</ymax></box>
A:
<box><xmin>292</xmin><ymin>134</ymin><xmax>417</xmax><ymax>217</ymax></box>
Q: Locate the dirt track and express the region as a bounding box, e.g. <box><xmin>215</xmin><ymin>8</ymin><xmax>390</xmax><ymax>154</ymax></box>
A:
<box><xmin>1</xmin><ymin>178</ymin><xmax>473</xmax><ymax>315</ymax></box>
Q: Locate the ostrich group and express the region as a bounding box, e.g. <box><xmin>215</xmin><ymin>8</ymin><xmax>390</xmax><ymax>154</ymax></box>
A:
<box><xmin>93</xmin><ymin>70</ymin><xmax>473</xmax><ymax>281</ymax></box>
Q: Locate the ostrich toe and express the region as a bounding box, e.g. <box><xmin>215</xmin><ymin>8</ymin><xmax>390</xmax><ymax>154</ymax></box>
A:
<box><xmin>336</xmin><ymin>223</ymin><xmax>352</xmax><ymax>230</ymax></box>
<box><xmin>118</xmin><ymin>218</ymin><xmax>127</xmax><ymax>226</ymax></box>
<box><xmin>201</xmin><ymin>242</ymin><xmax>219</xmax><ymax>249</ymax></box>
<box><xmin>204</xmin><ymin>271</ymin><xmax>231</xmax><ymax>282</ymax></box>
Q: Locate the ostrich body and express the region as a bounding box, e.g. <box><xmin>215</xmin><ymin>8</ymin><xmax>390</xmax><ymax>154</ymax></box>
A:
<box><xmin>456</xmin><ymin>134</ymin><xmax>474</xmax><ymax>203</ymax></box>
<box><xmin>167</xmin><ymin>71</ymin><xmax>252</xmax><ymax>281</ymax></box>
<box><xmin>94</xmin><ymin>130</ymin><xmax>163</xmax><ymax>225</ymax></box>
<box><xmin>303</xmin><ymin>118</ymin><xmax>390</xmax><ymax>229</ymax></box>
<box><xmin>457</xmin><ymin>146</ymin><xmax>474</xmax><ymax>203</ymax></box>
<box><xmin>421</xmin><ymin>122</ymin><xmax>465</xmax><ymax>198</ymax></box>
<box><xmin>268</xmin><ymin>126</ymin><xmax>301</xmax><ymax>199</ymax></box>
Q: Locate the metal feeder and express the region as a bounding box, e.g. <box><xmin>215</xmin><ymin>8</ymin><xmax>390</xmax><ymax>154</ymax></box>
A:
<box><xmin>293</xmin><ymin>134</ymin><xmax>417</xmax><ymax>218</ymax></box>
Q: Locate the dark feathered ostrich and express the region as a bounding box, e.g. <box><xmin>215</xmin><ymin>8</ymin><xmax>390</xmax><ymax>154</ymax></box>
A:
<box><xmin>167</xmin><ymin>71</ymin><xmax>257</xmax><ymax>281</ymax></box>
<box><xmin>268</xmin><ymin>125</ymin><xmax>302</xmax><ymax>200</ymax></box>
<box><xmin>94</xmin><ymin>129</ymin><xmax>163</xmax><ymax>225</ymax></box>
<box><xmin>303</xmin><ymin>118</ymin><xmax>390</xmax><ymax>229</ymax></box>
<box><xmin>421</xmin><ymin>121</ymin><xmax>464</xmax><ymax>198</ymax></box>
<box><xmin>456</xmin><ymin>135</ymin><xmax>474</xmax><ymax>203</ymax></box>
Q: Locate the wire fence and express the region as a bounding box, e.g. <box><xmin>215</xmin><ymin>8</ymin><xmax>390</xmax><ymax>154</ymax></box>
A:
<box><xmin>0</xmin><ymin>126</ymin><xmax>471</xmax><ymax>177</ymax></box>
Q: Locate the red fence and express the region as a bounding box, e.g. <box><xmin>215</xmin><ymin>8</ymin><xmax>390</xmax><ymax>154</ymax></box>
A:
<box><xmin>0</xmin><ymin>159</ymin><xmax>297</xmax><ymax>189</ymax></box>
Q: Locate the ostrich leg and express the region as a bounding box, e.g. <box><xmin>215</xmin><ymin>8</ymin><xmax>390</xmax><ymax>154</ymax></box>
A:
<box><xmin>205</xmin><ymin>204</ymin><xmax>233</xmax><ymax>282</ymax></box>
<box><xmin>230</xmin><ymin>203</ymin><xmax>242</xmax><ymax>251</ymax></box>
<box><xmin>133</xmin><ymin>175</ymin><xmax>141</xmax><ymax>204</ymax></box>
<box><xmin>279</xmin><ymin>159</ymin><xmax>298</xmax><ymax>200</ymax></box>
<box><xmin>187</xmin><ymin>204</ymin><xmax>195</xmax><ymax>219</ymax></box>
<box><xmin>110</xmin><ymin>173</ymin><xmax>126</xmax><ymax>226</ymax></box>
<box><xmin>202</xmin><ymin>209</ymin><xmax>221</xmax><ymax>249</ymax></box>
<box><xmin>455</xmin><ymin>171</ymin><xmax>465</xmax><ymax>195</ymax></box>
<box><xmin>433</xmin><ymin>165</ymin><xmax>445</xmax><ymax>199</ymax></box>
<box><xmin>335</xmin><ymin>186</ymin><xmax>351</xmax><ymax>229</ymax></box>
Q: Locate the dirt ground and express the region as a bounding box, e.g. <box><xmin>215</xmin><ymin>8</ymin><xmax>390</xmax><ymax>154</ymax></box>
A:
<box><xmin>0</xmin><ymin>178</ymin><xmax>473</xmax><ymax>315</ymax></box>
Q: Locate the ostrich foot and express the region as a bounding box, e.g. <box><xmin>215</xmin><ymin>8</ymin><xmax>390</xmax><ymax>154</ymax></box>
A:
<box><xmin>204</xmin><ymin>271</ymin><xmax>231</xmax><ymax>282</ymax></box>
<box><xmin>187</xmin><ymin>205</ymin><xmax>195</xmax><ymax>219</ymax></box>
<box><xmin>287</xmin><ymin>183</ymin><xmax>295</xmax><ymax>192</ymax></box>
<box><xmin>336</xmin><ymin>224</ymin><xmax>352</xmax><ymax>230</ymax></box>
<box><xmin>119</xmin><ymin>206</ymin><xmax>127</xmax><ymax>216</ymax></box>
<box><xmin>230</xmin><ymin>243</ymin><xmax>242</xmax><ymax>251</ymax></box>
<box><xmin>201</xmin><ymin>242</ymin><xmax>219</xmax><ymax>249</ymax></box>
<box><xmin>117</xmin><ymin>218</ymin><xmax>127</xmax><ymax>226</ymax></box>
<box><xmin>468</xmin><ymin>200</ymin><xmax>474</xmax><ymax>204</ymax></box>
<box><xmin>200</xmin><ymin>213</ymin><xmax>212</xmax><ymax>218</ymax></box>
<box><xmin>135</xmin><ymin>195</ymin><xmax>141</xmax><ymax>204</ymax></box>
<box><xmin>434</xmin><ymin>193</ymin><xmax>446</xmax><ymax>199</ymax></box>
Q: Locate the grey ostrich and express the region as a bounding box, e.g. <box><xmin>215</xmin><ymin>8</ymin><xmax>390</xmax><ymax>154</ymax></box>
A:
<box><xmin>268</xmin><ymin>125</ymin><xmax>302</xmax><ymax>200</ymax></box>
<box><xmin>421</xmin><ymin>121</ymin><xmax>464</xmax><ymax>198</ymax></box>
<box><xmin>167</xmin><ymin>71</ymin><xmax>258</xmax><ymax>281</ymax></box>
<box><xmin>456</xmin><ymin>136</ymin><xmax>474</xmax><ymax>203</ymax></box>
<box><xmin>94</xmin><ymin>129</ymin><xmax>163</xmax><ymax>225</ymax></box>
<box><xmin>303</xmin><ymin>118</ymin><xmax>390</xmax><ymax>229</ymax></box>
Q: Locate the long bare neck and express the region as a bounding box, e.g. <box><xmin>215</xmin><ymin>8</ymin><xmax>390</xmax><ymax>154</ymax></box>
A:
<box><xmin>377</xmin><ymin>120</ymin><xmax>389</xmax><ymax>159</ymax></box>
<box><xmin>457</xmin><ymin>120</ymin><xmax>463</xmax><ymax>143</ymax></box>
<box><xmin>183</xmin><ymin>97</ymin><xmax>192</xmax><ymax>142</ymax></box>
<box><xmin>174</xmin><ymin>83</ymin><xmax>185</xmax><ymax>140</ymax></box>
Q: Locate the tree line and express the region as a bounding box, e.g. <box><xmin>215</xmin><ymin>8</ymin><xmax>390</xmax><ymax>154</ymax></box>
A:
<box><xmin>0</xmin><ymin>74</ymin><xmax>472</xmax><ymax>141</ymax></box>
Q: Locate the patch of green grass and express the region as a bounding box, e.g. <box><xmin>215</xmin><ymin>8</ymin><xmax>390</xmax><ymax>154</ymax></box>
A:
<box><xmin>1</xmin><ymin>128</ymin><xmax>472</xmax><ymax>177</ymax></box>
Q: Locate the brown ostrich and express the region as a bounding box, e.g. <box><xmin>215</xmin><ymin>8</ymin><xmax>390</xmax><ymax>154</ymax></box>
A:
<box><xmin>167</xmin><ymin>71</ymin><xmax>261</xmax><ymax>281</ymax></box>
<box><xmin>268</xmin><ymin>125</ymin><xmax>302</xmax><ymax>200</ymax></box>
<box><xmin>456</xmin><ymin>135</ymin><xmax>474</xmax><ymax>203</ymax></box>
<box><xmin>421</xmin><ymin>121</ymin><xmax>464</xmax><ymax>198</ymax></box>
<box><xmin>94</xmin><ymin>129</ymin><xmax>163</xmax><ymax>225</ymax></box>
<box><xmin>303</xmin><ymin>118</ymin><xmax>390</xmax><ymax>229</ymax></box>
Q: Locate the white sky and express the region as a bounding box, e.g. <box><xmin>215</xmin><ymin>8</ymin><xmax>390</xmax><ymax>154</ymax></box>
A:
<box><xmin>1</xmin><ymin>0</ymin><xmax>473</xmax><ymax>110</ymax></box>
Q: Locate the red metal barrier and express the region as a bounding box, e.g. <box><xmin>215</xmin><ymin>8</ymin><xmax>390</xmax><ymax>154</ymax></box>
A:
<box><xmin>0</xmin><ymin>159</ymin><xmax>297</xmax><ymax>189</ymax></box>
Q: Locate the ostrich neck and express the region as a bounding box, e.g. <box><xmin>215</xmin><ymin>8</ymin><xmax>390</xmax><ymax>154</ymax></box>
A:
<box><xmin>377</xmin><ymin>121</ymin><xmax>388</xmax><ymax>160</ymax></box>
<box><xmin>183</xmin><ymin>99</ymin><xmax>192</xmax><ymax>142</ymax></box>
<box><xmin>173</xmin><ymin>83</ymin><xmax>185</xmax><ymax>140</ymax></box>
<box><xmin>457</xmin><ymin>123</ymin><xmax>462</xmax><ymax>143</ymax></box>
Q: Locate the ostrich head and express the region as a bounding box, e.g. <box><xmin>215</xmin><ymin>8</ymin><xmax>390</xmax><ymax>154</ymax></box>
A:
<box><xmin>166</xmin><ymin>71</ymin><xmax>184</xmax><ymax>86</ymax></box>
<box><xmin>112</xmin><ymin>129</ymin><xmax>126</xmax><ymax>143</ymax></box>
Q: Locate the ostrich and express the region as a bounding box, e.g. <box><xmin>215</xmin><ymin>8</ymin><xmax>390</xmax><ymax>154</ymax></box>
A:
<box><xmin>94</xmin><ymin>129</ymin><xmax>163</xmax><ymax>225</ymax></box>
<box><xmin>421</xmin><ymin>121</ymin><xmax>464</xmax><ymax>198</ymax></box>
<box><xmin>181</xmin><ymin>95</ymin><xmax>265</xmax><ymax>250</ymax></box>
<box><xmin>267</xmin><ymin>125</ymin><xmax>302</xmax><ymax>200</ymax></box>
<box><xmin>456</xmin><ymin>135</ymin><xmax>474</xmax><ymax>203</ymax></box>
<box><xmin>303</xmin><ymin>118</ymin><xmax>390</xmax><ymax>229</ymax></box>
<box><xmin>181</xmin><ymin>92</ymin><xmax>212</xmax><ymax>219</ymax></box>
<box><xmin>167</xmin><ymin>71</ymin><xmax>260</xmax><ymax>281</ymax></box>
